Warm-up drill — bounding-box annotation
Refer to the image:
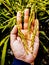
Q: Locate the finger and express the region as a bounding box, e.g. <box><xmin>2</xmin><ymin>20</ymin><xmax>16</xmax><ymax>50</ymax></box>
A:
<box><xmin>32</xmin><ymin>35</ymin><xmax>39</xmax><ymax>60</ymax></box>
<box><xmin>35</xmin><ymin>31</ymin><xmax>39</xmax><ymax>43</ymax></box>
<box><xmin>33</xmin><ymin>19</ymin><xmax>39</xmax><ymax>55</ymax></box>
<box><xmin>35</xmin><ymin>19</ymin><xmax>39</xmax><ymax>36</ymax></box>
<box><xmin>32</xmin><ymin>22</ymin><xmax>39</xmax><ymax>60</ymax></box>
<box><xmin>24</xmin><ymin>9</ymin><xmax>29</xmax><ymax>29</ymax></box>
<box><xmin>17</xmin><ymin>11</ymin><xmax>22</xmax><ymax>29</ymax></box>
<box><xmin>10</xmin><ymin>25</ymin><xmax>18</xmax><ymax>44</ymax></box>
<box><xmin>32</xmin><ymin>19</ymin><xmax>39</xmax><ymax>60</ymax></box>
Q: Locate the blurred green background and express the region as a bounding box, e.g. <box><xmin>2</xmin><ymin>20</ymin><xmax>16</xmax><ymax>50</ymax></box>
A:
<box><xmin>0</xmin><ymin>0</ymin><xmax>49</xmax><ymax>65</ymax></box>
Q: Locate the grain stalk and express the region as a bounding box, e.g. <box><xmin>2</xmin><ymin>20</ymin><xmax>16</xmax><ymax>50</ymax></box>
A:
<box><xmin>31</xmin><ymin>19</ymin><xmax>39</xmax><ymax>51</ymax></box>
<box><xmin>16</xmin><ymin>25</ymin><xmax>29</xmax><ymax>54</ymax></box>
<box><xmin>28</xmin><ymin>5</ymin><xmax>35</xmax><ymax>32</ymax></box>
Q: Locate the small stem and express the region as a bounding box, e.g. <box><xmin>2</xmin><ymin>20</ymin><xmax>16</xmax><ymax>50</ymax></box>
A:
<box><xmin>28</xmin><ymin>5</ymin><xmax>35</xmax><ymax>32</ymax></box>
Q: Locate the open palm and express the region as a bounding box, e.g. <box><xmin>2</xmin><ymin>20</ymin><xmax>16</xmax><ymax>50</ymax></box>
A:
<box><xmin>10</xmin><ymin>9</ymin><xmax>39</xmax><ymax>64</ymax></box>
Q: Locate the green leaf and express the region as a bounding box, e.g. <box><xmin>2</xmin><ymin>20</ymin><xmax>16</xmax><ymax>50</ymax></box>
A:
<box><xmin>40</xmin><ymin>31</ymin><xmax>49</xmax><ymax>40</ymax></box>
<box><xmin>46</xmin><ymin>10</ymin><xmax>49</xmax><ymax>15</ymax></box>
<box><xmin>40</xmin><ymin>41</ymin><xmax>48</xmax><ymax>53</ymax></box>
<box><xmin>2</xmin><ymin>2</ymin><xmax>13</xmax><ymax>14</ymax></box>
<box><xmin>29</xmin><ymin>0</ymin><xmax>34</xmax><ymax>3</ymax></box>
<box><xmin>5</xmin><ymin>0</ymin><xmax>10</xmax><ymax>5</ymax></box>
<box><xmin>0</xmin><ymin>0</ymin><xmax>4</xmax><ymax>3</ymax></box>
<box><xmin>1</xmin><ymin>38</ymin><xmax>9</xmax><ymax>65</ymax></box>
<box><xmin>0</xmin><ymin>35</ymin><xmax>9</xmax><ymax>46</ymax></box>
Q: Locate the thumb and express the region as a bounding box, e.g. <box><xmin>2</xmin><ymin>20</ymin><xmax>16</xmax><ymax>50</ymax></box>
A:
<box><xmin>10</xmin><ymin>25</ymin><xmax>18</xmax><ymax>44</ymax></box>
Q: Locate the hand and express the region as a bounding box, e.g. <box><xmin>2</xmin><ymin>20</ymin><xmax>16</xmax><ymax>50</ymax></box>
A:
<box><xmin>10</xmin><ymin>9</ymin><xmax>39</xmax><ymax>64</ymax></box>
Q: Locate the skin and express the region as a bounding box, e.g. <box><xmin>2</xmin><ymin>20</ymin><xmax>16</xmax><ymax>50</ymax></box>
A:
<box><xmin>10</xmin><ymin>9</ymin><xmax>39</xmax><ymax>65</ymax></box>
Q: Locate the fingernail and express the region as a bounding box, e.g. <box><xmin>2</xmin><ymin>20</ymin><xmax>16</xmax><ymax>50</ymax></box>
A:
<box><xmin>17</xmin><ymin>11</ymin><xmax>21</xmax><ymax>17</ymax></box>
<box><xmin>24</xmin><ymin>9</ymin><xmax>29</xmax><ymax>16</ymax></box>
